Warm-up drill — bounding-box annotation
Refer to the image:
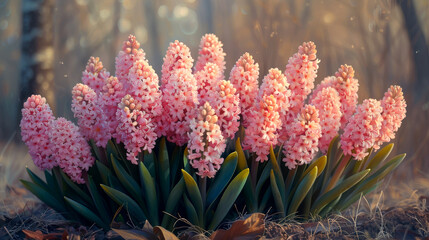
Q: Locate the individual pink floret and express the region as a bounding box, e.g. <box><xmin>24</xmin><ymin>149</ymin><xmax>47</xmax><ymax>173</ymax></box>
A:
<box><xmin>20</xmin><ymin>95</ymin><xmax>56</xmax><ymax>170</ymax></box>
<box><xmin>100</xmin><ymin>76</ymin><xmax>125</xmax><ymax>141</ymax></box>
<box><xmin>160</xmin><ymin>69</ymin><xmax>199</xmax><ymax>146</ymax></box>
<box><xmin>374</xmin><ymin>85</ymin><xmax>407</xmax><ymax>149</ymax></box>
<box><xmin>116</xmin><ymin>95</ymin><xmax>157</xmax><ymax>164</ymax></box>
<box><xmin>187</xmin><ymin>102</ymin><xmax>226</xmax><ymax>178</ymax></box>
<box><xmin>243</xmin><ymin>95</ymin><xmax>282</xmax><ymax>162</ymax></box>
<box><xmin>161</xmin><ymin>40</ymin><xmax>194</xmax><ymax>88</ymax></box>
<box><xmin>115</xmin><ymin>35</ymin><xmax>146</xmax><ymax>92</ymax></box>
<box><xmin>229</xmin><ymin>53</ymin><xmax>260</xmax><ymax>127</ymax></box>
<box><xmin>195</xmin><ymin>34</ymin><xmax>226</xmax><ymax>78</ymax></box>
<box><xmin>50</xmin><ymin>117</ymin><xmax>95</xmax><ymax>184</ymax></box>
<box><xmin>280</xmin><ymin>41</ymin><xmax>319</xmax><ymax>143</ymax></box>
<box><xmin>213</xmin><ymin>80</ymin><xmax>241</xmax><ymax>139</ymax></box>
<box><xmin>341</xmin><ymin>99</ymin><xmax>383</xmax><ymax>160</ymax></box>
<box><xmin>82</xmin><ymin>56</ymin><xmax>111</xmax><ymax>94</ymax></box>
<box><xmin>128</xmin><ymin>59</ymin><xmax>163</xmax><ymax>135</ymax></box>
<box><xmin>310</xmin><ymin>87</ymin><xmax>342</xmax><ymax>153</ymax></box>
<box><xmin>283</xmin><ymin>105</ymin><xmax>321</xmax><ymax>169</ymax></box>
<box><xmin>71</xmin><ymin>83</ymin><xmax>110</xmax><ymax>147</ymax></box>
<box><xmin>195</xmin><ymin>63</ymin><xmax>222</xmax><ymax>105</ymax></box>
<box><xmin>312</xmin><ymin>65</ymin><xmax>359</xmax><ymax>129</ymax></box>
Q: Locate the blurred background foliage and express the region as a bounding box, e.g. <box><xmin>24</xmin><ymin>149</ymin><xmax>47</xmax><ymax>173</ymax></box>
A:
<box><xmin>0</xmin><ymin>0</ymin><xmax>428</xmax><ymax>192</ymax></box>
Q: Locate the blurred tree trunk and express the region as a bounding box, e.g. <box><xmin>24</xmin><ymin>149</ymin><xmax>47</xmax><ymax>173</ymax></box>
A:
<box><xmin>19</xmin><ymin>0</ymin><xmax>55</xmax><ymax>111</ymax></box>
<box><xmin>144</xmin><ymin>0</ymin><xmax>162</xmax><ymax>73</ymax></box>
<box><xmin>396</xmin><ymin>0</ymin><xmax>429</xmax><ymax>102</ymax></box>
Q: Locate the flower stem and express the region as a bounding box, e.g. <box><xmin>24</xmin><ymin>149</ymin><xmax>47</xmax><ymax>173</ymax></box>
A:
<box><xmin>251</xmin><ymin>155</ymin><xmax>259</xmax><ymax>189</ymax></box>
<box><xmin>199</xmin><ymin>176</ymin><xmax>207</xmax><ymax>207</ymax></box>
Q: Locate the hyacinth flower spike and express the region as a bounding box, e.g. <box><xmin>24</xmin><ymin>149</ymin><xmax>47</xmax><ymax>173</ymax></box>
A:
<box><xmin>195</xmin><ymin>34</ymin><xmax>226</xmax><ymax>79</ymax></box>
<box><xmin>326</xmin><ymin>99</ymin><xmax>383</xmax><ymax>192</ymax></box>
<box><xmin>82</xmin><ymin>56</ymin><xmax>110</xmax><ymax>94</ymax></box>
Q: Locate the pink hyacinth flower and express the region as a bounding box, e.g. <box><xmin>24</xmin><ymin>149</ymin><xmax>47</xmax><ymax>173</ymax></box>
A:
<box><xmin>195</xmin><ymin>34</ymin><xmax>226</xmax><ymax>79</ymax></box>
<box><xmin>312</xmin><ymin>65</ymin><xmax>359</xmax><ymax>129</ymax></box>
<box><xmin>116</xmin><ymin>95</ymin><xmax>157</xmax><ymax>164</ymax></box>
<box><xmin>280</xmin><ymin>41</ymin><xmax>319</xmax><ymax>143</ymax></box>
<box><xmin>115</xmin><ymin>35</ymin><xmax>146</xmax><ymax>92</ymax></box>
<box><xmin>20</xmin><ymin>95</ymin><xmax>56</xmax><ymax>170</ymax></box>
<box><xmin>310</xmin><ymin>87</ymin><xmax>342</xmax><ymax>153</ymax></box>
<box><xmin>283</xmin><ymin>105</ymin><xmax>321</xmax><ymax>169</ymax></box>
<box><xmin>160</xmin><ymin>69</ymin><xmax>199</xmax><ymax>146</ymax></box>
<box><xmin>128</xmin><ymin>59</ymin><xmax>163</xmax><ymax>136</ymax></box>
<box><xmin>341</xmin><ymin>99</ymin><xmax>383</xmax><ymax>160</ymax></box>
<box><xmin>257</xmin><ymin>68</ymin><xmax>291</xmax><ymax>135</ymax></box>
<box><xmin>50</xmin><ymin>118</ymin><xmax>95</xmax><ymax>184</ymax></box>
<box><xmin>161</xmin><ymin>40</ymin><xmax>194</xmax><ymax>88</ymax></box>
<box><xmin>374</xmin><ymin>85</ymin><xmax>407</xmax><ymax>149</ymax></box>
<box><xmin>71</xmin><ymin>83</ymin><xmax>111</xmax><ymax>147</ymax></box>
<box><xmin>100</xmin><ymin>76</ymin><xmax>126</xmax><ymax>141</ymax></box>
<box><xmin>195</xmin><ymin>63</ymin><xmax>222</xmax><ymax>105</ymax></box>
<box><xmin>187</xmin><ymin>102</ymin><xmax>226</xmax><ymax>178</ymax></box>
<box><xmin>213</xmin><ymin>80</ymin><xmax>241</xmax><ymax>139</ymax></box>
<box><xmin>243</xmin><ymin>95</ymin><xmax>282</xmax><ymax>162</ymax></box>
<box><xmin>229</xmin><ymin>53</ymin><xmax>260</xmax><ymax>127</ymax></box>
<box><xmin>82</xmin><ymin>56</ymin><xmax>111</xmax><ymax>94</ymax></box>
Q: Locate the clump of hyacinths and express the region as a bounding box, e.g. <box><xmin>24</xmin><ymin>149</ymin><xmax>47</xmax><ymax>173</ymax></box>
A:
<box><xmin>20</xmin><ymin>34</ymin><xmax>406</xmax><ymax>234</ymax></box>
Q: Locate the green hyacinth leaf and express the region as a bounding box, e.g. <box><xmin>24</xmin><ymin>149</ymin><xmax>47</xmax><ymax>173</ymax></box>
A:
<box><xmin>270</xmin><ymin>170</ymin><xmax>285</xmax><ymax>217</ymax></box>
<box><xmin>366</xmin><ymin>143</ymin><xmax>394</xmax><ymax>171</ymax></box>
<box><xmin>143</xmin><ymin>150</ymin><xmax>156</xmax><ymax>177</ymax></box>
<box><xmin>321</xmin><ymin>136</ymin><xmax>340</xmax><ymax>187</ymax></box>
<box><xmin>335</xmin><ymin>182</ymin><xmax>381</xmax><ymax>212</ymax></box>
<box><xmin>162</xmin><ymin>178</ymin><xmax>184</xmax><ymax>227</ymax></box>
<box><xmin>139</xmin><ymin>161</ymin><xmax>159</xmax><ymax>226</ymax></box>
<box><xmin>343</xmin><ymin>153</ymin><xmax>405</xmax><ymax>204</ymax></box>
<box><xmin>258</xmin><ymin>187</ymin><xmax>272</xmax><ymax>212</ymax></box>
<box><xmin>270</xmin><ymin>145</ymin><xmax>285</xmax><ymax>205</ymax></box>
<box><xmin>206</xmin><ymin>152</ymin><xmax>238</xmax><ymax>206</ymax></box>
<box><xmin>96</xmin><ymin>161</ymin><xmax>112</xmax><ymax>185</ymax></box>
<box><xmin>236</xmin><ymin>137</ymin><xmax>248</xmax><ymax>171</ymax></box>
<box><xmin>301</xmin><ymin>156</ymin><xmax>327</xmax><ymax>181</ymax></box>
<box><xmin>26</xmin><ymin>168</ymin><xmax>48</xmax><ymax>190</ymax></box>
<box><xmin>319</xmin><ymin>194</ymin><xmax>342</xmax><ymax>218</ymax></box>
<box><xmin>288</xmin><ymin>166</ymin><xmax>318</xmax><ymax>215</ymax></box>
<box><xmin>208</xmin><ymin>168</ymin><xmax>249</xmax><ymax>230</ymax></box>
<box><xmin>64</xmin><ymin>197</ymin><xmax>109</xmax><ymax>230</ymax></box>
<box><xmin>170</xmin><ymin>146</ymin><xmax>182</xmax><ymax>185</ymax></box>
<box><xmin>111</xmin><ymin>154</ymin><xmax>143</xmax><ymax>205</ymax></box>
<box><xmin>21</xmin><ymin>180</ymin><xmax>67</xmax><ymax>213</ymax></box>
<box><xmin>87</xmin><ymin>176</ymin><xmax>110</xmax><ymax>222</ymax></box>
<box><xmin>88</xmin><ymin>139</ymin><xmax>103</xmax><ymax>162</ymax></box>
<box><xmin>183</xmin><ymin>147</ymin><xmax>192</xmax><ymax>173</ymax></box>
<box><xmin>181</xmin><ymin>169</ymin><xmax>203</xmax><ymax>224</ymax></box>
<box><xmin>311</xmin><ymin>169</ymin><xmax>370</xmax><ymax>215</ymax></box>
<box><xmin>106</xmin><ymin>140</ymin><xmax>119</xmax><ymax>160</ymax></box>
<box><xmin>255</xmin><ymin>161</ymin><xmax>272</xmax><ymax>197</ymax></box>
<box><xmin>59</xmin><ymin>170</ymin><xmax>92</xmax><ymax>204</ymax></box>
<box><xmin>183</xmin><ymin>194</ymin><xmax>200</xmax><ymax>227</ymax></box>
<box><xmin>100</xmin><ymin>184</ymin><xmax>147</xmax><ymax>224</ymax></box>
<box><xmin>44</xmin><ymin>170</ymin><xmax>64</xmax><ymax>199</ymax></box>
<box><xmin>159</xmin><ymin>138</ymin><xmax>171</xmax><ymax>203</ymax></box>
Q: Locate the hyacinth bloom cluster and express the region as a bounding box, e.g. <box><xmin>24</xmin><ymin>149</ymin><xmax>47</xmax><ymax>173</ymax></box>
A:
<box><xmin>229</xmin><ymin>53</ymin><xmax>260</xmax><ymax>127</ymax></box>
<box><xmin>280</xmin><ymin>42</ymin><xmax>319</xmax><ymax>143</ymax></box>
<box><xmin>160</xmin><ymin>69</ymin><xmax>199</xmax><ymax>146</ymax></box>
<box><xmin>187</xmin><ymin>102</ymin><xmax>226</xmax><ymax>178</ymax></box>
<box><xmin>341</xmin><ymin>99</ymin><xmax>383</xmax><ymax>160</ymax></box>
<box><xmin>312</xmin><ymin>65</ymin><xmax>359</xmax><ymax>129</ymax></box>
<box><xmin>82</xmin><ymin>57</ymin><xmax>111</xmax><ymax>94</ymax></box>
<box><xmin>310</xmin><ymin>87</ymin><xmax>342</xmax><ymax>153</ymax></box>
<box><xmin>116</xmin><ymin>95</ymin><xmax>157</xmax><ymax>164</ymax></box>
<box><xmin>257</xmin><ymin>68</ymin><xmax>291</xmax><ymax>130</ymax></box>
<box><xmin>244</xmin><ymin>95</ymin><xmax>281</xmax><ymax>162</ymax></box>
<box><xmin>195</xmin><ymin>34</ymin><xmax>226</xmax><ymax>78</ymax></box>
<box><xmin>213</xmin><ymin>80</ymin><xmax>241</xmax><ymax>139</ymax></box>
<box><xmin>50</xmin><ymin>118</ymin><xmax>95</xmax><ymax>184</ymax></box>
<box><xmin>161</xmin><ymin>40</ymin><xmax>194</xmax><ymax>87</ymax></box>
<box><xmin>195</xmin><ymin>63</ymin><xmax>222</xmax><ymax>105</ymax></box>
<box><xmin>116</xmin><ymin>35</ymin><xmax>146</xmax><ymax>92</ymax></box>
<box><xmin>20</xmin><ymin>95</ymin><xmax>56</xmax><ymax>170</ymax></box>
<box><xmin>375</xmin><ymin>85</ymin><xmax>407</xmax><ymax>149</ymax></box>
<box><xmin>71</xmin><ymin>83</ymin><xmax>110</xmax><ymax>147</ymax></box>
<box><xmin>283</xmin><ymin>105</ymin><xmax>322</xmax><ymax>169</ymax></box>
<box><xmin>100</xmin><ymin>76</ymin><xmax>125</xmax><ymax>139</ymax></box>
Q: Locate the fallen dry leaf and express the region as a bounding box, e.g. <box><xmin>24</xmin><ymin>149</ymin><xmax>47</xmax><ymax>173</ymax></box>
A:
<box><xmin>210</xmin><ymin>213</ymin><xmax>265</xmax><ymax>240</ymax></box>
<box><xmin>22</xmin><ymin>229</ymin><xmax>65</xmax><ymax>240</ymax></box>
<box><xmin>153</xmin><ymin>226</ymin><xmax>180</xmax><ymax>240</ymax></box>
